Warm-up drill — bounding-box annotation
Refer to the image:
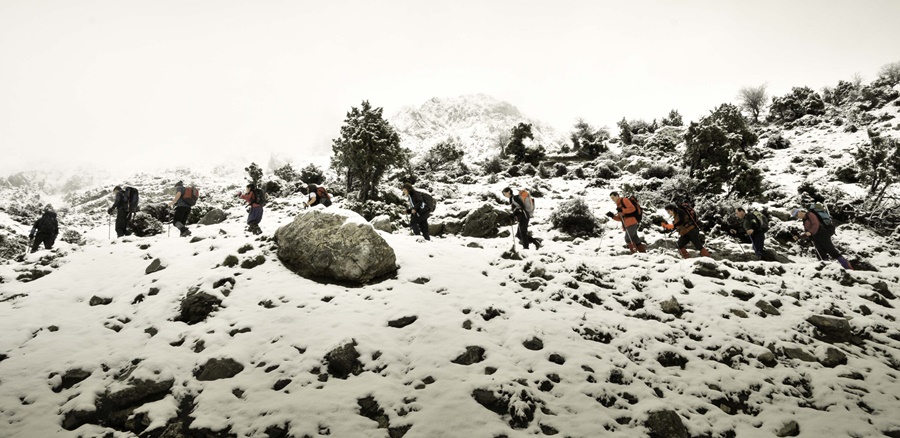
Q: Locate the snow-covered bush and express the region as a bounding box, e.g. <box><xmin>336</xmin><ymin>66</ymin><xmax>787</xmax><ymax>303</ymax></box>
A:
<box><xmin>768</xmin><ymin>87</ymin><xmax>825</xmax><ymax>123</ymax></box>
<box><xmin>641</xmin><ymin>164</ymin><xmax>676</xmax><ymax>180</ymax></box>
<box><xmin>684</xmin><ymin>103</ymin><xmax>760</xmax><ymax>196</ymax></box>
<box><xmin>299</xmin><ymin>164</ymin><xmax>325</xmax><ymax>185</ymax></box>
<box><xmin>594</xmin><ymin>161</ymin><xmax>620</xmax><ymax>180</ymax></box>
<box><xmin>553</xmin><ymin>163</ymin><xmax>567</xmax><ymax>177</ymax></box>
<box><xmin>345</xmin><ymin>199</ymin><xmax>401</xmax><ymax>221</ymax></box>
<box><xmin>274</xmin><ymin>163</ymin><xmax>298</xmax><ymax>182</ymax></box>
<box><xmin>765</xmin><ymin>133</ymin><xmax>791</xmax><ymax>149</ymax></box>
<box><xmin>60</xmin><ymin>230</ymin><xmax>85</xmax><ymax>246</ymax></box>
<box><xmin>421</xmin><ymin>141</ymin><xmax>465</xmax><ymax>172</ymax></box>
<box><xmin>482</xmin><ymin>155</ymin><xmax>503</xmax><ymax>175</ymax></box>
<box><xmin>550</xmin><ymin>198</ymin><xmax>602</xmax><ymax>238</ymax></box>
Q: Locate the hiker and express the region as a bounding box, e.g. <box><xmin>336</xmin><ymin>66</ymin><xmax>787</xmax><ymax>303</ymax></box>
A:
<box><xmin>606</xmin><ymin>192</ymin><xmax>646</xmax><ymax>253</ymax></box>
<box><xmin>731</xmin><ymin>207</ymin><xmax>769</xmax><ymax>260</ymax></box>
<box><xmin>401</xmin><ymin>183</ymin><xmax>430</xmax><ymax>241</ymax></box>
<box><xmin>659</xmin><ymin>204</ymin><xmax>711</xmax><ymax>259</ymax></box>
<box><xmin>237</xmin><ymin>184</ymin><xmax>264</xmax><ymax>235</ymax></box>
<box><xmin>29</xmin><ymin>206</ymin><xmax>59</xmax><ymax>253</ymax></box>
<box><xmin>502</xmin><ymin>187</ymin><xmax>541</xmax><ymax>250</ymax></box>
<box><xmin>167</xmin><ymin>181</ymin><xmax>193</xmax><ymax>237</ymax></box>
<box><xmin>305</xmin><ymin>184</ymin><xmax>332</xmax><ymax>208</ymax></box>
<box><xmin>791</xmin><ymin>207</ymin><xmax>852</xmax><ymax>269</ymax></box>
<box><xmin>107</xmin><ymin>186</ymin><xmax>129</xmax><ymax>238</ymax></box>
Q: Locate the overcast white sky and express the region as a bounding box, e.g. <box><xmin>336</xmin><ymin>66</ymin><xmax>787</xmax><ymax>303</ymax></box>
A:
<box><xmin>2</xmin><ymin>0</ymin><xmax>899</xmax><ymax>175</ymax></box>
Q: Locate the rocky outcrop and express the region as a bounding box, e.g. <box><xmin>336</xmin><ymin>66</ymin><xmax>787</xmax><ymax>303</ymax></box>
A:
<box><xmin>275</xmin><ymin>210</ymin><xmax>397</xmax><ymax>285</ymax></box>
<box><xmin>198</xmin><ymin>208</ymin><xmax>228</xmax><ymax>225</ymax></box>
<box><xmin>461</xmin><ymin>204</ymin><xmax>512</xmax><ymax>238</ymax></box>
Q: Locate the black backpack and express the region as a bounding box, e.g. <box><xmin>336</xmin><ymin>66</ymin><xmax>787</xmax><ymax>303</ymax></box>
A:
<box><xmin>807</xmin><ymin>203</ymin><xmax>836</xmax><ymax>234</ymax></box>
<box><xmin>420</xmin><ymin>191</ymin><xmax>436</xmax><ymax>214</ymax></box>
<box><xmin>316</xmin><ymin>187</ymin><xmax>332</xmax><ymax>207</ymax></box>
<box><xmin>252</xmin><ymin>188</ymin><xmax>268</xmax><ymax>207</ymax></box>
<box><xmin>38</xmin><ymin>212</ymin><xmax>58</xmax><ymax>234</ymax></box>
<box><xmin>623</xmin><ymin>195</ymin><xmax>642</xmax><ymax>222</ymax></box>
<box><xmin>678</xmin><ymin>203</ymin><xmax>701</xmax><ymax>228</ymax></box>
<box><xmin>750</xmin><ymin>210</ymin><xmax>769</xmax><ymax>233</ymax></box>
<box><xmin>124</xmin><ymin>187</ymin><xmax>139</xmax><ymax>212</ymax></box>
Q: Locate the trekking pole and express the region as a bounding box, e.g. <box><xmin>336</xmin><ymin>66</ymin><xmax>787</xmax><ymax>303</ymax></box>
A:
<box><xmin>108</xmin><ymin>216</ymin><xmax>111</xmax><ymax>240</ymax></box>
<box><xmin>511</xmin><ymin>222</ymin><xmax>517</xmax><ymax>252</ymax></box>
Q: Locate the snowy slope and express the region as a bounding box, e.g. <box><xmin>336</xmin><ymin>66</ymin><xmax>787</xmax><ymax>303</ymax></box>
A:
<box><xmin>1</xmin><ymin>175</ymin><xmax>899</xmax><ymax>437</ymax></box>
<box><xmin>390</xmin><ymin>94</ymin><xmax>569</xmax><ymax>164</ymax></box>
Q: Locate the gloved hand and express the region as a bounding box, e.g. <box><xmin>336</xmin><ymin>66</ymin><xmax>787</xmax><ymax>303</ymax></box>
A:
<box><xmin>28</xmin><ymin>232</ymin><xmax>35</xmax><ymax>240</ymax></box>
<box><xmin>405</xmin><ymin>208</ymin><xmax>411</xmax><ymax>214</ymax></box>
<box><xmin>107</xmin><ymin>207</ymin><xmax>114</xmax><ymax>215</ymax></box>
<box><xmin>605</xmin><ymin>212</ymin><xmax>615</xmax><ymax>218</ymax></box>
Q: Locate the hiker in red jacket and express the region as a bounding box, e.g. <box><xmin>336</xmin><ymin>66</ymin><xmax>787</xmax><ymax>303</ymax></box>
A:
<box><xmin>607</xmin><ymin>192</ymin><xmax>646</xmax><ymax>253</ymax></box>
<box><xmin>238</xmin><ymin>184</ymin><xmax>264</xmax><ymax>235</ymax></box>
<box><xmin>791</xmin><ymin>207</ymin><xmax>852</xmax><ymax>269</ymax></box>
<box><xmin>660</xmin><ymin>204</ymin><xmax>711</xmax><ymax>259</ymax></box>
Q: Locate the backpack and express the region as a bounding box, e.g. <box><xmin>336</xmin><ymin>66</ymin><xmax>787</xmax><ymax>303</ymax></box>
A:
<box><xmin>124</xmin><ymin>187</ymin><xmax>139</xmax><ymax>212</ymax></box>
<box><xmin>182</xmin><ymin>186</ymin><xmax>199</xmax><ymax>206</ymax></box>
<box><xmin>807</xmin><ymin>203</ymin><xmax>836</xmax><ymax>234</ymax></box>
<box><xmin>316</xmin><ymin>187</ymin><xmax>332</xmax><ymax>207</ymax></box>
<box><xmin>623</xmin><ymin>195</ymin><xmax>642</xmax><ymax>222</ymax></box>
<box><xmin>750</xmin><ymin>210</ymin><xmax>769</xmax><ymax>233</ymax></box>
<box><xmin>678</xmin><ymin>202</ymin><xmax>701</xmax><ymax>228</ymax></box>
<box><xmin>420</xmin><ymin>191</ymin><xmax>436</xmax><ymax>214</ymax></box>
<box><xmin>519</xmin><ymin>190</ymin><xmax>535</xmax><ymax>217</ymax></box>
<box><xmin>252</xmin><ymin>188</ymin><xmax>268</xmax><ymax>207</ymax></box>
<box><xmin>38</xmin><ymin>212</ymin><xmax>58</xmax><ymax>234</ymax></box>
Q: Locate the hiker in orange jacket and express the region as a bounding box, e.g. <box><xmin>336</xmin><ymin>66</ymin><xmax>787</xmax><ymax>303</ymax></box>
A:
<box><xmin>660</xmin><ymin>204</ymin><xmax>711</xmax><ymax>259</ymax></box>
<box><xmin>606</xmin><ymin>191</ymin><xmax>646</xmax><ymax>253</ymax></box>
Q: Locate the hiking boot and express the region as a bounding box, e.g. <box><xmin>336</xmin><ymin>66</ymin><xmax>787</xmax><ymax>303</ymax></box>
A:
<box><xmin>636</xmin><ymin>244</ymin><xmax>647</xmax><ymax>253</ymax></box>
<box><xmin>180</xmin><ymin>229</ymin><xmax>192</xmax><ymax>237</ymax></box>
<box><xmin>627</xmin><ymin>243</ymin><xmax>637</xmax><ymax>254</ymax></box>
<box><xmin>700</xmin><ymin>248</ymin><xmax>711</xmax><ymax>257</ymax></box>
<box><xmin>678</xmin><ymin>248</ymin><xmax>690</xmax><ymax>259</ymax></box>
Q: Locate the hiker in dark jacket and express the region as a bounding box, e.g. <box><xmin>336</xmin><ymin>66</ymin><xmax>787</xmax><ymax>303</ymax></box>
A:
<box><xmin>502</xmin><ymin>187</ymin><xmax>541</xmax><ymax>250</ymax></box>
<box><xmin>107</xmin><ymin>186</ymin><xmax>129</xmax><ymax>237</ymax></box>
<box><xmin>402</xmin><ymin>183</ymin><xmax>430</xmax><ymax>241</ymax></box>
<box><xmin>29</xmin><ymin>207</ymin><xmax>59</xmax><ymax>253</ymax></box>
<box><xmin>606</xmin><ymin>192</ymin><xmax>645</xmax><ymax>253</ymax></box>
<box><xmin>167</xmin><ymin>181</ymin><xmax>192</xmax><ymax>237</ymax></box>
<box><xmin>660</xmin><ymin>204</ymin><xmax>711</xmax><ymax>259</ymax></box>
<box><xmin>731</xmin><ymin>207</ymin><xmax>768</xmax><ymax>260</ymax></box>
<box><xmin>305</xmin><ymin>184</ymin><xmax>331</xmax><ymax>208</ymax></box>
<box><xmin>791</xmin><ymin>207</ymin><xmax>852</xmax><ymax>269</ymax></box>
<box><xmin>238</xmin><ymin>184</ymin><xmax>264</xmax><ymax>235</ymax></box>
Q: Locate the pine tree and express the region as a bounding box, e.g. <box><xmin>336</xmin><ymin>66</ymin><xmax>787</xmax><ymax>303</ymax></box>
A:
<box><xmin>684</xmin><ymin>103</ymin><xmax>760</xmax><ymax>196</ymax></box>
<box><xmin>617</xmin><ymin>118</ymin><xmax>633</xmax><ymax>145</ymax></box>
<box><xmin>505</xmin><ymin>123</ymin><xmax>534</xmax><ymax>163</ymax></box>
<box><xmin>661</xmin><ymin>109</ymin><xmax>683</xmax><ymax>127</ymax></box>
<box><xmin>856</xmin><ymin>130</ymin><xmax>900</xmax><ymax>207</ymax></box>
<box><xmin>331</xmin><ymin>101</ymin><xmax>407</xmax><ymax>202</ymax></box>
<box><xmin>570</xmin><ymin>119</ymin><xmax>609</xmax><ymax>158</ymax></box>
<box><xmin>245</xmin><ymin>162</ymin><xmax>263</xmax><ymax>187</ymax></box>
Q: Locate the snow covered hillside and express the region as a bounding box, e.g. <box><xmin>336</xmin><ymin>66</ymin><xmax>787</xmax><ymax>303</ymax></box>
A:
<box><xmin>390</xmin><ymin>94</ymin><xmax>569</xmax><ymax>164</ymax></box>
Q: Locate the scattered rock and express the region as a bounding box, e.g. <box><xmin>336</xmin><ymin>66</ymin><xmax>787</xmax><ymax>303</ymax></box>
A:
<box><xmin>176</xmin><ymin>291</ymin><xmax>222</xmax><ymax>325</ymax></box>
<box><xmin>466</xmin><ymin>242</ymin><xmax>483</xmax><ymax>249</ymax></box>
<box><xmin>757</xmin><ymin>351</ymin><xmax>777</xmax><ymax>367</ymax></box>
<box><xmin>548</xmin><ymin>354</ymin><xmax>565</xmax><ymax>365</ymax></box>
<box><xmin>783</xmin><ymin>347</ymin><xmax>816</xmax><ymax>362</ymax></box>
<box><xmin>659</xmin><ymin>297</ymin><xmax>682</xmax><ymax>316</ymax></box>
<box><xmin>89</xmin><ymin>296</ymin><xmax>112</xmax><ymax>306</ymax></box>
<box><xmin>194</xmin><ymin>358</ymin><xmax>244</xmax><ymax>381</ymax></box>
<box><xmin>411</xmin><ymin>277</ymin><xmax>430</xmax><ymax>284</ymax></box>
<box><xmin>657</xmin><ymin>351</ymin><xmax>688</xmax><ymax>369</ymax></box>
<box><xmin>523</xmin><ymin>337</ymin><xmax>544</xmax><ymax>351</ymax></box>
<box><xmin>731</xmin><ymin>289</ymin><xmax>755</xmax><ymax>301</ymax></box>
<box><xmin>452</xmin><ymin>346</ymin><xmax>486</xmax><ymax>365</ymax></box>
<box><xmin>775</xmin><ymin>420</ymin><xmax>800</xmax><ymax>437</ymax></box>
<box><xmin>806</xmin><ymin>314</ymin><xmax>852</xmax><ymax>343</ymax></box>
<box><xmin>472</xmin><ymin>388</ymin><xmax>536</xmax><ymax>429</ymax></box>
<box><xmin>693</xmin><ymin>261</ymin><xmax>729</xmax><ymax>279</ymax></box>
<box><xmin>388</xmin><ymin>316</ymin><xmax>418</xmax><ymax>328</ymax></box>
<box><xmin>198</xmin><ymin>208</ymin><xmax>228</xmax><ymax>225</ymax></box>
<box><xmin>275</xmin><ymin>210</ymin><xmax>398</xmax><ymax>285</ymax></box>
<box><xmin>189</xmin><ymin>236</ymin><xmax>205</xmax><ymax>243</ymax></box>
<box><xmin>145</xmin><ymin>258</ymin><xmax>166</xmax><ymax>275</ymax></box>
<box><xmin>461</xmin><ymin>204</ymin><xmax>511</xmax><ymax>238</ymax></box>
<box><xmin>357</xmin><ymin>396</ymin><xmax>411</xmax><ymax>437</ymax></box>
<box><xmin>755</xmin><ymin>300</ymin><xmax>780</xmax><ymax>316</ymax></box>
<box><xmin>645</xmin><ymin>410</ymin><xmax>689</xmax><ymax>438</ymax></box>
<box><xmin>730</xmin><ymin>309</ymin><xmax>749</xmax><ymax>319</ymax></box>
<box><xmin>52</xmin><ymin>368</ymin><xmax>92</xmax><ymax>393</ymax></box>
<box><xmin>325</xmin><ymin>341</ymin><xmax>364</xmax><ymax>379</ymax></box>
<box><xmin>821</xmin><ymin>347</ymin><xmax>848</xmax><ymax>368</ymax></box>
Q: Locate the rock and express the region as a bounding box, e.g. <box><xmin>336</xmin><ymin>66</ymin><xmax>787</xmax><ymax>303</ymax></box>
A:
<box><xmin>645</xmin><ymin>410</ymin><xmax>689</xmax><ymax>438</ymax></box>
<box><xmin>519</xmin><ymin>280</ymin><xmax>543</xmax><ymax>290</ymax></box>
<box><xmin>757</xmin><ymin>351</ymin><xmax>777</xmax><ymax>367</ymax></box>
<box><xmin>783</xmin><ymin>347</ymin><xmax>816</xmax><ymax>362</ymax></box>
<box><xmin>388</xmin><ymin>316</ymin><xmax>417</xmax><ymax>328</ymax></box>
<box><xmin>730</xmin><ymin>309</ymin><xmax>749</xmax><ymax>318</ymax></box>
<box><xmin>775</xmin><ymin>420</ymin><xmax>800</xmax><ymax>437</ymax></box>
<box><xmin>466</xmin><ymin>242</ymin><xmax>483</xmax><ymax>249</ymax></box>
<box><xmin>523</xmin><ymin>337</ymin><xmax>544</xmax><ymax>351</ymax></box>
<box><xmin>755</xmin><ymin>300</ymin><xmax>780</xmax><ymax>316</ymax></box>
<box><xmin>370</xmin><ymin>215</ymin><xmax>394</xmax><ymax>233</ymax></box>
<box><xmin>871</xmin><ymin>281</ymin><xmax>897</xmax><ymax>299</ymax></box>
<box><xmin>189</xmin><ymin>236</ymin><xmax>205</xmax><ymax>243</ymax></box>
<box><xmin>275</xmin><ymin>210</ymin><xmax>397</xmax><ymax>285</ymax></box>
<box><xmin>145</xmin><ymin>258</ymin><xmax>166</xmax><ymax>275</ymax></box>
<box><xmin>176</xmin><ymin>291</ymin><xmax>222</xmax><ymax>325</ymax></box>
<box><xmin>461</xmin><ymin>204</ymin><xmax>511</xmax><ymax>238</ymax></box>
<box><xmin>806</xmin><ymin>315</ymin><xmax>852</xmax><ymax>343</ymax></box>
<box><xmin>444</xmin><ymin>220</ymin><xmax>463</xmax><ymax>235</ymax></box>
<box><xmin>548</xmin><ymin>354</ymin><xmax>565</xmax><ymax>365</ymax></box>
<box><xmin>198</xmin><ymin>208</ymin><xmax>228</xmax><ymax>225</ymax></box>
<box><xmin>411</xmin><ymin>277</ymin><xmax>430</xmax><ymax>284</ymax></box>
<box><xmin>472</xmin><ymin>388</ymin><xmax>535</xmax><ymax>429</ymax></box>
<box><xmin>129</xmin><ymin>212</ymin><xmax>163</xmax><ymax>237</ymax></box>
<box><xmin>657</xmin><ymin>351</ymin><xmax>688</xmax><ymax>369</ymax></box>
<box><xmin>452</xmin><ymin>346</ymin><xmax>486</xmax><ymax>365</ymax></box>
<box><xmin>821</xmin><ymin>347</ymin><xmax>848</xmax><ymax>368</ymax></box>
<box><xmin>89</xmin><ymin>296</ymin><xmax>112</xmax><ymax>306</ymax></box>
<box><xmin>731</xmin><ymin>289</ymin><xmax>755</xmax><ymax>301</ymax></box>
<box><xmin>428</xmin><ymin>222</ymin><xmax>444</xmax><ymax>237</ymax></box>
<box><xmin>325</xmin><ymin>341</ymin><xmax>364</xmax><ymax>379</ymax></box>
<box><xmin>693</xmin><ymin>261</ymin><xmax>730</xmax><ymax>279</ymax></box>
<box><xmin>106</xmin><ymin>378</ymin><xmax>175</xmax><ymax>405</ymax></box>
<box><xmin>194</xmin><ymin>358</ymin><xmax>243</xmax><ymax>381</ymax></box>
<box><xmin>52</xmin><ymin>368</ymin><xmax>92</xmax><ymax>392</ymax></box>
<box><xmin>660</xmin><ymin>297</ymin><xmax>682</xmax><ymax>316</ymax></box>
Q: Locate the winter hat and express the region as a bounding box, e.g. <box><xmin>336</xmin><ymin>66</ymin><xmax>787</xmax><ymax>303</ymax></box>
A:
<box><xmin>175</xmin><ymin>181</ymin><xmax>184</xmax><ymax>187</ymax></box>
<box><xmin>790</xmin><ymin>208</ymin><xmax>803</xmax><ymax>218</ymax></box>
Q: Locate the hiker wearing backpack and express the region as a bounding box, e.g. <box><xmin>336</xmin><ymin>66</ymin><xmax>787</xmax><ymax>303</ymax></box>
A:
<box><xmin>606</xmin><ymin>192</ymin><xmax>646</xmax><ymax>253</ymax></box>
<box><xmin>402</xmin><ymin>183</ymin><xmax>431</xmax><ymax>241</ymax></box>
<box><xmin>167</xmin><ymin>181</ymin><xmax>195</xmax><ymax>237</ymax></box>
<box><xmin>732</xmin><ymin>207</ymin><xmax>769</xmax><ymax>260</ymax></box>
<box><xmin>660</xmin><ymin>204</ymin><xmax>711</xmax><ymax>259</ymax></box>
<box><xmin>29</xmin><ymin>206</ymin><xmax>59</xmax><ymax>253</ymax></box>
<box><xmin>107</xmin><ymin>186</ymin><xmax>129</xmax><ymax>238</ymax></box>
<box><xmin>305</xmin><ymin>184</ymin><xmax>332</xmax><ymax>208</ymax></box>
<box><xmin>790</xmin><ymin>207</ymin><xmax>852</xmax><ymax>269</ymax></box>
<box><xmin>238</xmin><ymin>184</ymin><xmax>265</xmax><ymax>235</ymax></box>
<box><xmin>502</xmin><ymin>187</ymin><xmax>542</xmax><ymax>250</ymax></box>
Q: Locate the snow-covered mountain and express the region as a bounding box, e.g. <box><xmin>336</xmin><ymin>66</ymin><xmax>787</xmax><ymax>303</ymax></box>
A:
<box><xmin>390</xmin><ymin>94</ymin><xmax>569</xmax><ymax>164</ymax></box>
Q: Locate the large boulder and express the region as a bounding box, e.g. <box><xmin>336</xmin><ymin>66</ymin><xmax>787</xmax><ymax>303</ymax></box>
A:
<box><xmin>461</xmin><ymin>204</ymin><xmax>512</xmax><ymax>238</ymax></box>
<box><xmin>275</xmin><ymin>209</ymin><xmax>397</xmax><ymax>285</ymax></box>
<box><xmin>130</xmin><ymin>212</ymin><xmax>163</xmax><ymax>237</ymax></box>
<box><xmin>198</xmin><ymin>208</ymin><xmax>228</xmax><ymax>225</ymax></box>
<box><xmin>370</xmin><ymin>215</ymin><xmax>394</xmax><ymax>233</ymax></box>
